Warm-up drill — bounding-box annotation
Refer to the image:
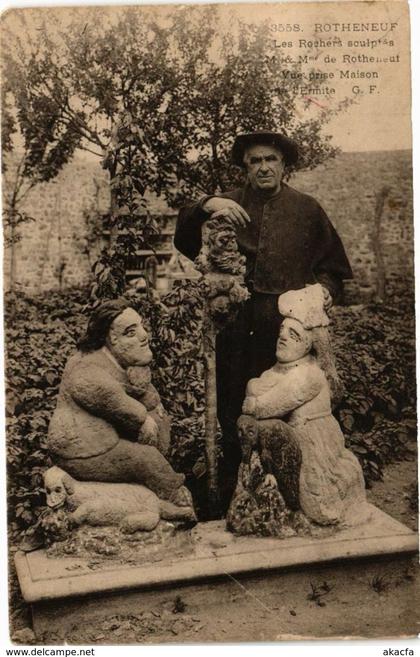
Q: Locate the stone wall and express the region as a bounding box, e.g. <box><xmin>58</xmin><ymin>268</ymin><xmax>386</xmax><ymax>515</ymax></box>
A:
<box><xmin>3</xmin><ymin>156</ymin><xmax>110</xmax><ymax>294</ymax></box>
<box><xmin>3</xmin><ymin>150</ymin><xmax>413</xmax><ymax>301</ymax></box>
<box><xmin>290</xmin><ymin>150</ymin><xmax>414</xmax><ymax>302</ymax></box>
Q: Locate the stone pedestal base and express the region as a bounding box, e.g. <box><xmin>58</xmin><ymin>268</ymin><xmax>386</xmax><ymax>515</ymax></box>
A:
<box><xmin>14</xmin><ymin>506</ymin><xmax>418</xmax><ymax>642</ymax></box>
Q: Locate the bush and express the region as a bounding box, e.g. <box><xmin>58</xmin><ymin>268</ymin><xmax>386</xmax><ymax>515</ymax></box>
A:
<box><xmin>128</xmin><ymin>280</ymin><xmax>209</xmax><ymax>481</ymax></box>
<box><xmin>333</xmin><ymin>278</ymin><xmax>417</xmax><ymax>486</ymax></box>
<box><xmin>5</xmin><ymin>288</ymin><xmax>89</xmax><ymax>537</ymax></box>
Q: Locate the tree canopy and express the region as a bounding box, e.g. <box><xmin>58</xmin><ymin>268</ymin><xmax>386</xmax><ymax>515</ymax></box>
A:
<box><xmin>3</xmin><ymin>6</ymin><xmax>339</xmax><ymax>295</ymax></box>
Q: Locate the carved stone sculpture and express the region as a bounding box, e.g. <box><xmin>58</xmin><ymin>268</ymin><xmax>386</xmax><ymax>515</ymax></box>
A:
<box><xmin>194</xmin><ymin>217</ymin><xmax>249</xmax><ymax>513</ymax></box>
<box><xmin>226</xmin><ymin>418</ymin><xmax>307</xmax><ymax>537</ymax></box>
<box><xmin>45</xmin><ymin>300</ymin><xmax>196</xmax><ymax>541</ymax></box>
<box><xmin>227</xmin><ymin>284</ymin><xmax>372</xmax><ymax>535</ymax></box>
<box><xmin>44</xmin><ymin>466</ymin><xmax>196</xmax><ymax>532</ymax></box>
<box><xmin>226</xmin><ymin>451</ymin><xmax>297</xmax><ymax>538</ymax></box>
<box><xmin>195</xmin><ymin>218</ymin><xmax>247</xmax><ymax>278</ymax></box>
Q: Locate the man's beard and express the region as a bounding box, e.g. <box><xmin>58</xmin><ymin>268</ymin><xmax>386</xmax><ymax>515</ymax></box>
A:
<box><xmin>113</xmin><ymin>342</ymin><xmax>153</xmax><ymax>368</ymax></box>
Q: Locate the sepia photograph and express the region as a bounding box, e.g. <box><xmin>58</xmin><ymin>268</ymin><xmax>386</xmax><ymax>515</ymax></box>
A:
<box><xmin>1</xmin><ymin>0</ymin><xmax>418</xmax><ymax>646</ymax></box>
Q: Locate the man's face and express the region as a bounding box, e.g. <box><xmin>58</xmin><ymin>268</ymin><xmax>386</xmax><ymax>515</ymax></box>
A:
<box><xmin>243</xmin><ymin>144</ymin><xmax>285</xmax><ymax>194</ymax></box>
<box><xmin>276</xmin><ymin>318</ymin><xmax>312</xmax><ymax>363</ymax></box>
<box><xmin>107</xmin><ymin>308</ymin><xmax>153</xmax><ymax>368</ymax></box>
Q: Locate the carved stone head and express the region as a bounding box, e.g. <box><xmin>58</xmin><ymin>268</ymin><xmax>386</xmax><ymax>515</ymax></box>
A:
<box><xmin>208</xmin><ymin>226</ymin><xmax>237</xmax><ymax>254</ymax></box>
<box><xmin>237</xmin><ymin>414</ymin><xmax>259</xmax><ymax>463</ymax></box>
<box><xmin>276</xmin><ymin>317</ymin><xmax>312</xmax><ymax>363</ymax></box>
<box><xmin>44</xmin><ymin>466</ymin><xmax>74</xmax><ymax>509</ymax></box>
<box><xmin>106</xmin><ymin>307</ymin><xmax>153</xmax><ymax>368</ymax></box>
<box><xmin>78</xmin><ymin>301</ymin><xmax>153</xmax><ymax>369</ymax></box>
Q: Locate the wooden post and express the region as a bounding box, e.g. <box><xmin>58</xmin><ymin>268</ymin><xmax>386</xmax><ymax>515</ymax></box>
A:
<box><xmin>195</xmin><ymin>219</ymin><xmax>249</xmax><ymax>515</ymax></box>
<box><xmin>203</xmin><ymin>319</ymin><xmax>219</xmax><ymax>512</ymax></box>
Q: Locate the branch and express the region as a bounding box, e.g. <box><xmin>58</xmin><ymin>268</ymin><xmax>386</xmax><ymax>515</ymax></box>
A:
<box><xmin>14</xmin><ymin>179</ymin><xmax>37</xmax><ymax>206</ymax></box>
<box><xmin>52</xmin><ymin>116</ymin><xmax>103</xmax><ymax>157</ymax></box>
<box><xmin>54</xmin><ymin>107</ymin><xmax>105</xmax><ymax>153</ymax></box>
<box><xmin>77</xmin><ymin>144</ymin><xmax>104</xmax><ymax>159</ymax></box>
<box><xmin>39</xmin><ymin>77</ymin><xmax>106</xmax><ymax>150</ymax></box>
<box><xmin>10</xmin><ymin>155</ymin><xmax>26</xmax><ymax>205</ymax></box>
<box><xmin>63</xmin><ymin>98</ymin><xmax>106</xmax><ymax>149</ymax></box>
<box><xmin>210</xmin><ymin>137</ymin><xmax>224</xmax><ymax>192</ymax></box>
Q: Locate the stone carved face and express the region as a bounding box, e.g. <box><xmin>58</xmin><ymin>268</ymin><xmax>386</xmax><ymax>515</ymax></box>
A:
<box><xmin>209</xmin><ymin>228</ymin><xmax>237</xmax><ymax>253</ymax></box>
<box><xmin>107</xmin><ymin>308</ymin><xmax>153</xmax><ymax>368</ymax></box>
<box><xmin>237</xmin><ymin>415</ymin><xmax>258</xmax><ymax>442</ymax></box>
<box><xmin>243</xmin><ymin>144</ymin><xmax>285</xmax><ymax>195</ymax></box>
<box><xmin>276</xmin><ymin>318</ymin><xmax>312</xmax><ymax>363</ymax></box>
<box><xmin>237</xmin><ymin>414</ymin><xmax>258</xmax><ymax>463</ymax></box>
<box><xmin>44</xmin><ymin>467</ymin><xmax>69</xmax><ymax>509</ymax></box>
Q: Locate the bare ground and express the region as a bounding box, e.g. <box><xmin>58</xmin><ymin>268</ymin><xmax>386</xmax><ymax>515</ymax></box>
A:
<box><xmin>58</xmin><ymin>555</ymin><xmax>419</xmax><ymax>644</ymax></box>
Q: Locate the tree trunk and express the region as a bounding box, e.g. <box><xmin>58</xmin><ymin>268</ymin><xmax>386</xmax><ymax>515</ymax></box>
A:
<box><xmin>109</xmin><ymin>169</ymin><xmax>119</xmax><ymax>250</ymax></box>
<box><xmin>9</xmin><ymin>219</ymin><xmax>16</xmax><ymax>291</ymax></box>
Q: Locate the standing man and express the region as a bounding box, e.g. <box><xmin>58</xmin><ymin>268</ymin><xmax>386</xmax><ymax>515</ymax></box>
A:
<box><xmin>175</xmin><ymin>131</ymin><xmax>353</xmax><ymax>508</ymax></box>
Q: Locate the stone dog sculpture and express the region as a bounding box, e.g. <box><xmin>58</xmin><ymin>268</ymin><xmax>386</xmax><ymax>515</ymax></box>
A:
<box><xmin>44</xmin><ymin>466</ymin><xmax>196</xmax><ymax>532</ymax></box>
<box><xmin>47</xmin><ymin>300</ymin><xmax>196</xmax><ymax>527</ymax></box>
<box><xmin>228</xmin><ymin>284</ymin><xmax>372</xmax><ymax>535</ymax></box>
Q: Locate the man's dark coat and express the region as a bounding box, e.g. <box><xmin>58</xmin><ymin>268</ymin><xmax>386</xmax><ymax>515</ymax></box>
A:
<box><xmin>175</xmin><ymin>182</ymin><xmax>352</xmax><ymax>501</ymax></box>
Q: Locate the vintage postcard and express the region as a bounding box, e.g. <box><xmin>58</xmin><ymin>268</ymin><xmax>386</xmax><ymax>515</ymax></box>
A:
<box><xmin>1</xmin><ymin>0</ymin><xmax>418</xmax><ymax>647</ymax></box>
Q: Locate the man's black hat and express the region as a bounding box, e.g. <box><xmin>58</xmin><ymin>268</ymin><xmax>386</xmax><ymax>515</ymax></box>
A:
<box><xmin>231</xmin><ymin>130</ymin><xmax>299</xmax><ymax>168</ymax></box>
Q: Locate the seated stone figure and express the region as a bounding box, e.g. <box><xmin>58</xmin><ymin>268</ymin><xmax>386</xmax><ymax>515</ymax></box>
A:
<box><xmin>47</xmin><ymin>299</ymin><xmax>195</xmax><ymax>518</ymax></box>
<box><xmin>230</xmin><ymin>284</ymin><xmax>371</xmax><ymax>529</ymax></box>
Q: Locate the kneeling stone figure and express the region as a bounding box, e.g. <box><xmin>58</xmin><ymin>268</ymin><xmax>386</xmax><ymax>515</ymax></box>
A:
<box><xmin>228</xmin><ymin>284</ymin><xmax>372</xmax><ymax>534</ymax></box>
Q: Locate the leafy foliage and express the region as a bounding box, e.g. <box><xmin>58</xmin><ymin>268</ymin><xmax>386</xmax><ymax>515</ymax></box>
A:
<box><xmin>2</xmin><ymin>29</ymin><xmax>82</xmax><ymax>256</ymax></box>
<box><xmin>333</xmin><ymin>279</ymin><xmax>417</xmax><ymax>486</ymax></box>
<box><xmin>3</xmin><ymin>8</ymin><xmax>177</xmax><ymax>295</ymax></box>
<box><xmin>2</xmin><ymin>205</ymin><xmax>35</xmax><ymax>249</ymax></box>
<box><xmin>1</xmin><ymin>81</ymin><xmax>16</xmax><ymax>167</ymax></box>
<box><xmin>5</xmin><ymin>289</ymin><xmax>88</xmax><ymax>535</ymax></box>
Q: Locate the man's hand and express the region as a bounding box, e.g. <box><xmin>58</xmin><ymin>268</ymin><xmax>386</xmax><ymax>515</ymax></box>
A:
<box><xmin>321</xmin><ymin>286</ymin><xmax>333</xmax><ymax>312</ymax></box>
<box><xmin>203</xmin><ymin>197</ymin><xmax>251</xmax><ymax>228</ymax></box>
<box><xmin>139</xmin><ymin>414</ymin><xmax>159</xmax><ymax>445</ymax></box>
